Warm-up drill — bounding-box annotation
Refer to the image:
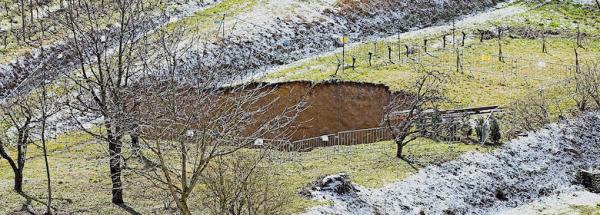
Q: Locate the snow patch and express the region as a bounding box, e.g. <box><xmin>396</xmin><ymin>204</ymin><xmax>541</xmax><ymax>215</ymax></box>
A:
<box><xmin>302</xmin><ymin>113</ymin><xmax>600</xmax><ymax>215</ymax></box>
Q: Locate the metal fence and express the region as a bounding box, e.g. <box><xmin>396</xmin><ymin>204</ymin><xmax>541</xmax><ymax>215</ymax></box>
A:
<box><xmin>261</xmin><ymin>118</ymin><xmax>472</xmax><ymax>161</ymax></box>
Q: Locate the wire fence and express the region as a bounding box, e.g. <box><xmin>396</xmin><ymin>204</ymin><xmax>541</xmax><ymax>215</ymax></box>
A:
<box><xmin>259</xmin><ymin>116</ymin><xmax>478</xmax><ymax>162</ymax></box>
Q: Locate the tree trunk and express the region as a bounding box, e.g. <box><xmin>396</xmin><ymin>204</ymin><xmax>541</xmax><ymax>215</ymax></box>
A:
<box><xmin>15</xmin><ymin>169</ymin><xmax>24</xmax><ymax>193</ymax></box>
<box><xmin>0</xmin><ymin>144</ymin><xmax>22</xmax><ymax>193</ymax></box>
<box><xmin>179</xmin><ymin>199</ymin><xmax>192</xmax><ymax>215</ymax></box>
<box><xmin>108</xmin><ymin>131</ymin><xmax>124</xmax><ymax>205</ymax></box>
<box><xmin>131</xmin><ymin>132</ymin><xmax>141</xmax><ymax>157</ymax></box>
<box><xmin>396</xmin><ymin>141</ymin><xmax>403</xmax><ymax>158</ymax></box>
<box><xmin>16</xmin><ymin>129</ymin><xmax>27</xmax><ymax>193</ymax></box>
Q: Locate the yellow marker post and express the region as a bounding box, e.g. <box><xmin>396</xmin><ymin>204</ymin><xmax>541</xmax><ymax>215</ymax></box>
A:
<box><xmin>481</xmin><ymin>54</ymin><xmax>492</xmax><ymax>62</ymax></box>
<box><xmin>340</xmin><ymin>36</ymin><xmax>349</xmax><ymax>44</ymax></box>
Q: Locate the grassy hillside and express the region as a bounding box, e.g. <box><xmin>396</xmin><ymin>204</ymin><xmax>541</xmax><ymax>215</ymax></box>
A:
<box><xmin>1</xmin><ymin>0</ymin><xmax>599</xmax><ymax>214</ymax></box>
<box><xmin>264</xmin><ymin>1</ymin><xmax>600</xmax><ymax>113</ymax></box>
<box><xmin>0</xmin><ymin>132</ymin><xmax>488</xmax><ymax>214</ymax></box>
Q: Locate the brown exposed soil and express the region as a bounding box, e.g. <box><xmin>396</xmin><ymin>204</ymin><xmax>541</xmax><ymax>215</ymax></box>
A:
<box><xmin>137</xmin><ymin>80</ymin><xmax>397</xmax><ymax>144</ymax></box>
<box><xmin>263</xmin><ymin>80</ymin><xmax>393</xmax><ymax>141</ymax></box>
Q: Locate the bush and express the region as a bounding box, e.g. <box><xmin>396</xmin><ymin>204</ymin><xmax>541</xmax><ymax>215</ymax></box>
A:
<box><xmin>475</xmin><ymin>117</ymin><xmax>487</xmax><ymax>144</ymax></box>
<box><xmin>489</xmin><ymin>116</ymin><xmax>502</xmax><ymax>144</ymax></box>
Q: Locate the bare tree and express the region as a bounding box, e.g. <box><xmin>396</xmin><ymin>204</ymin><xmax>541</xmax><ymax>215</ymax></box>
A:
<box><xmin>574</xmin><ymin>62</ymin><xmax>600</xmax><ymax>110</ymax></box>
<box><xmin>61</xmin><ymin>0</ymin><xmax>153</xmax><ymax>205</ymax></box>
<box><xmin>383</xmin><ymin>71</ymin><xmax>446</xmax><ymax>158</ymax></box>
<box><xmin>201</xmin><ymin>152</ymin><xmax>291</xmax><ymax>214</ymax></box>
<box><xmin>124</xmin><ymin>24</ymin><xmax>305</xmax><ymax>214</ymax></box>
<box><xmin>507</xmin><ymin>89</ymin><xmax>551</xmax><ymax>136</ymax></box>
<box><xmin>575</xmin><ymin>62</ymin><xmax>600</xmax><ymax>108</ymax></box>
<box><xmin>0</xmin><ymin>96</ymin><xmax>34</xmax><ymax>193</ymax></box>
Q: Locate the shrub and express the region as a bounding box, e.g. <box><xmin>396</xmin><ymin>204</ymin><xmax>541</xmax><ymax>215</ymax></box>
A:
<box><xmin>489</xmin><ymin>116</ymin><xmax>502</xmax><ymax>144</ymax></box>
<box><xmin>475</xmin><ymin>117</ymin><xmax>487</xmax><ymax>144</ymax></box>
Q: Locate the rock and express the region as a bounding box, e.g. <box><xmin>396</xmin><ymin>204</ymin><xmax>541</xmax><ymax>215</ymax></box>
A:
<box><xmin>576</xmin><ymin>169</ymin><xmax>600</xmax><ymax>193</ymax></box>
<box><xmin>300</xmin><ymin>173</ymin><xmax>358</xmax><ymax>198</ymax></box>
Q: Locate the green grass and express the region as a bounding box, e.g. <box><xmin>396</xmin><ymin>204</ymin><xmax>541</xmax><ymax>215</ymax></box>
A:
<box><xmin>271</xmin><ymin>139</ymin><xmax>494</xmax><ymax>213</ymax></box>
<box><xmin>567</xmin><ymin>204</ymin><xmax>600</xmax><ymax>215</ymax></box>
<box><xmin>266</xmin><ymin>36</ymin><xmax>600</xmax><ymax>109</ymax></box>
<box><xmin>512</xmin><ymin>1</ymin><xmax>600</xmax><ymax>34</ymax></box>
<box><xmin>162</xmin><ymin>0</ymin><xmax>260</xmax><ymax>40</ymax></box>
<box><xmin>264</xmin><ymin>0</ymin><xmax>600</xmax><ymax>110</ymax></box>
<box><xmin>0</xmin><ymin>130</ymin><xmax>491</xmax><ymax>214</ymax></box>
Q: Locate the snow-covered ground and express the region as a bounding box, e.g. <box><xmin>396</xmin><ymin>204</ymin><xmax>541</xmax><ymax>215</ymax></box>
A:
<box><xmin>0</xmin><ymin>0</ymin><xmax>223</xmax><ymax>97</ymax></box>
<box><xmin>497</xmin><ymin>189</ymin><xmax>600</xmax><ymax>214</ymax></box>
<box><xmin>0</xmin><ymin>0</ymin><xmax>506</xmax><ymax>97</ymax></box>
<box><xmin>574</xmin><ymin>0</ymin><xmax>597</xmax><ymax>5</ymax></box>
<box><xmin>264</xmin><ymin>1</ymin><xmax>528</xmax><ymax>80</ymax></box>
<box><xmin>302</xmin><ymin>112</ymin><xmax>600</xmax><ymax>215</ymax></box>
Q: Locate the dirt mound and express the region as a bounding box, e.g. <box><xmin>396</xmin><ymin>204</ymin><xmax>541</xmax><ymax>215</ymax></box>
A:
<box><xmin>303</xmin><ymin>112</ymin><xmax>600</xmax><ymax>215</ymax></box>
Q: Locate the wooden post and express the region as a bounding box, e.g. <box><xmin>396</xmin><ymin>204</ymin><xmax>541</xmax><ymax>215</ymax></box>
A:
<box><xmin>443</xmin><ymin>35</ymin><xmax>447</xmax><ymax>49</ymax></box>
<box><xmin>398</xmin><ymin>32</ymin><xmax>401</xmax><ymax>61</ymax></box>
<box><xmin>575</xmin><ymin>47</ymin><xmax>580</xmax><ymax>74</ymax></box>
<box><xmin>405</xmin><ymin>45</ymin><xmax>410</xmax><ymax>58</ymax></box>
<box><xmin>374</xmin><ymin>42</ymin><xmax>377</xmax><ymax>57</ymax></box>
<box><xmin>452</xmin><ymin>20</ymin><xmax>456</xmax><ymax>48</ymax></box>
<box><xmin>352</xmin><ymin>56</ymin><xmax>356</xmax><ymax>71</ymax></box>
<box><xmin>342</xmin><ymin>37</ymin><xmax>345</xmax><ymax>74</ymax></box>
<box><xmin>480</xmin><ymin>30</ymin><xmax>484</xmax><ymax>43</ymax></box>
<box><xmin>542</xmin><ymin>32</ymin><xmax>547</xmax><ymax>53</ymax></box>
<box><xmin>461</xmin><ymin>31</ymin><xmax>466</xmax><ymax>47</ymax></box>
<box><xmin>388</xmin><ymin>45</ymin><xmax>393</xmax><ymax>63</ymax></box>
<box><xmin>576</xmin><ymin>23</ymin><xmax>582</xmax><ymax>48</ymax></box>
<box><xmin>498</xmin><ymin>27</ymin><xmax>504</xmax><ymax>63</ymax></box>
<box><xmin>368</xmin><ymin>52</ymin><xmax>373</xmax><ymax>67</ymax></box>
<box><xmin>335</xmin><ymin>58</ymin><xmax>341</xmax><ymax>76</ymax></box>
<box><xmin>222</xmin><ymin>14</ymin><xmax>226</xmax><ymax>38</ymax></box>
<box><xmin>423</xmin><ymin>38</ymin><xmax>428</xmax><ymax>53</ymax></box>
<box><xmin>456</xmin><ymin>48</ymin><xmax>462</xmax><ymax>73</ymax></box>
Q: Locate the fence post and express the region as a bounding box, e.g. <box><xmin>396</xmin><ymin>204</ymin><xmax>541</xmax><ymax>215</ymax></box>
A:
<box><xmin>542</xmin><ymin>31</ymin><xmax>547</xmax><ymax>53</ymax></box>
<box><xmin>456</xmin><ymin>48</ymin><xmax>462</xmax><ymax>73</ymax></box>
<box><xmin>576</xmin><ymin>22</ymin><xmax>583</xmax><ymax>48</ymax></box>
<box><xmin>461</xmin><ymin>31</ymin><xmax>466</xmax><ymax>47</ymax></box>
<box><xmin>398</xmin><ymin>32</ymin><xmax>402</xmax><ymax>61</ymax></box>
<box><xmin>373</xmin><ymin>42</ymin><xmax>377</xmax><ymax>57</ymax></box>
<box><xmin>498</xmin><ymin>27</ymin><xmax>504</xmax><ymax>63</ymax></box>
<box><xmin>222</xmin><ymin>14</ymin><xmax>226</xmax><ymax>38</ymax></box>
<box><xmin>443</xmin><ymin>35</ymin><xmax>447</xmax><ymax>49</ymax></box>
<box><xmin>479</xmin><ymin>30</ymin><xmax>484</xmax><ymax>43</ymax></box>
<box><xmin>352</xmin><ymin>56</ymin><xmax>356</xmax><ymax>70</ymax></box>
<box><xmin>405</xmin><ymin>44</ymin><xmax>410</xmax><ymax>58</ymax></box>
<box><xmin>452</xmin><ymin>19</ymin><xmax>456</xmax><ymax>48</ymax></box>
<box><xmin>342</xmin><ymin>36</ymin><xmax>346</xmax><ymax>74</ymax></box>
<box><xmin>575</xmin><ymin>47</ymin><xmax>580</xmax><ymax>74</ymax></box>
<box><xmin>424</xmin><ymin>38</ymin><xmax>428</xmax><ymax>53</ymax></box>
<box><xmin>388</xmin><ymin>45</ymin><xmax>393</xmax><ymax>63</ymax></box>
<box><xmin>368</xmin><ymin>52</ymin><xmax>373</xmax><ymax>66</ymax></box>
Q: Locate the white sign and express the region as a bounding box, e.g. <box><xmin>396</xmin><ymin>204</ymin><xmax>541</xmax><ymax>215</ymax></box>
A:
<box><xmin>537</xmin><ymin>61</ymin><xmax>547</xmax><ymax>68</ymax></box>
<box><xmin>186</xmin><ymin>130</ymin><xmax>195</xmax><ymax>138</ymax></box>
<box><xmin>254</xmin><ymin>139</ymin><xmax>264</xmax><ymax>146</ymax></box>
<box><xmin>321</xmin><ymin>135</ymin><xmax>329</xmax><ymax>142</ymax></box>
